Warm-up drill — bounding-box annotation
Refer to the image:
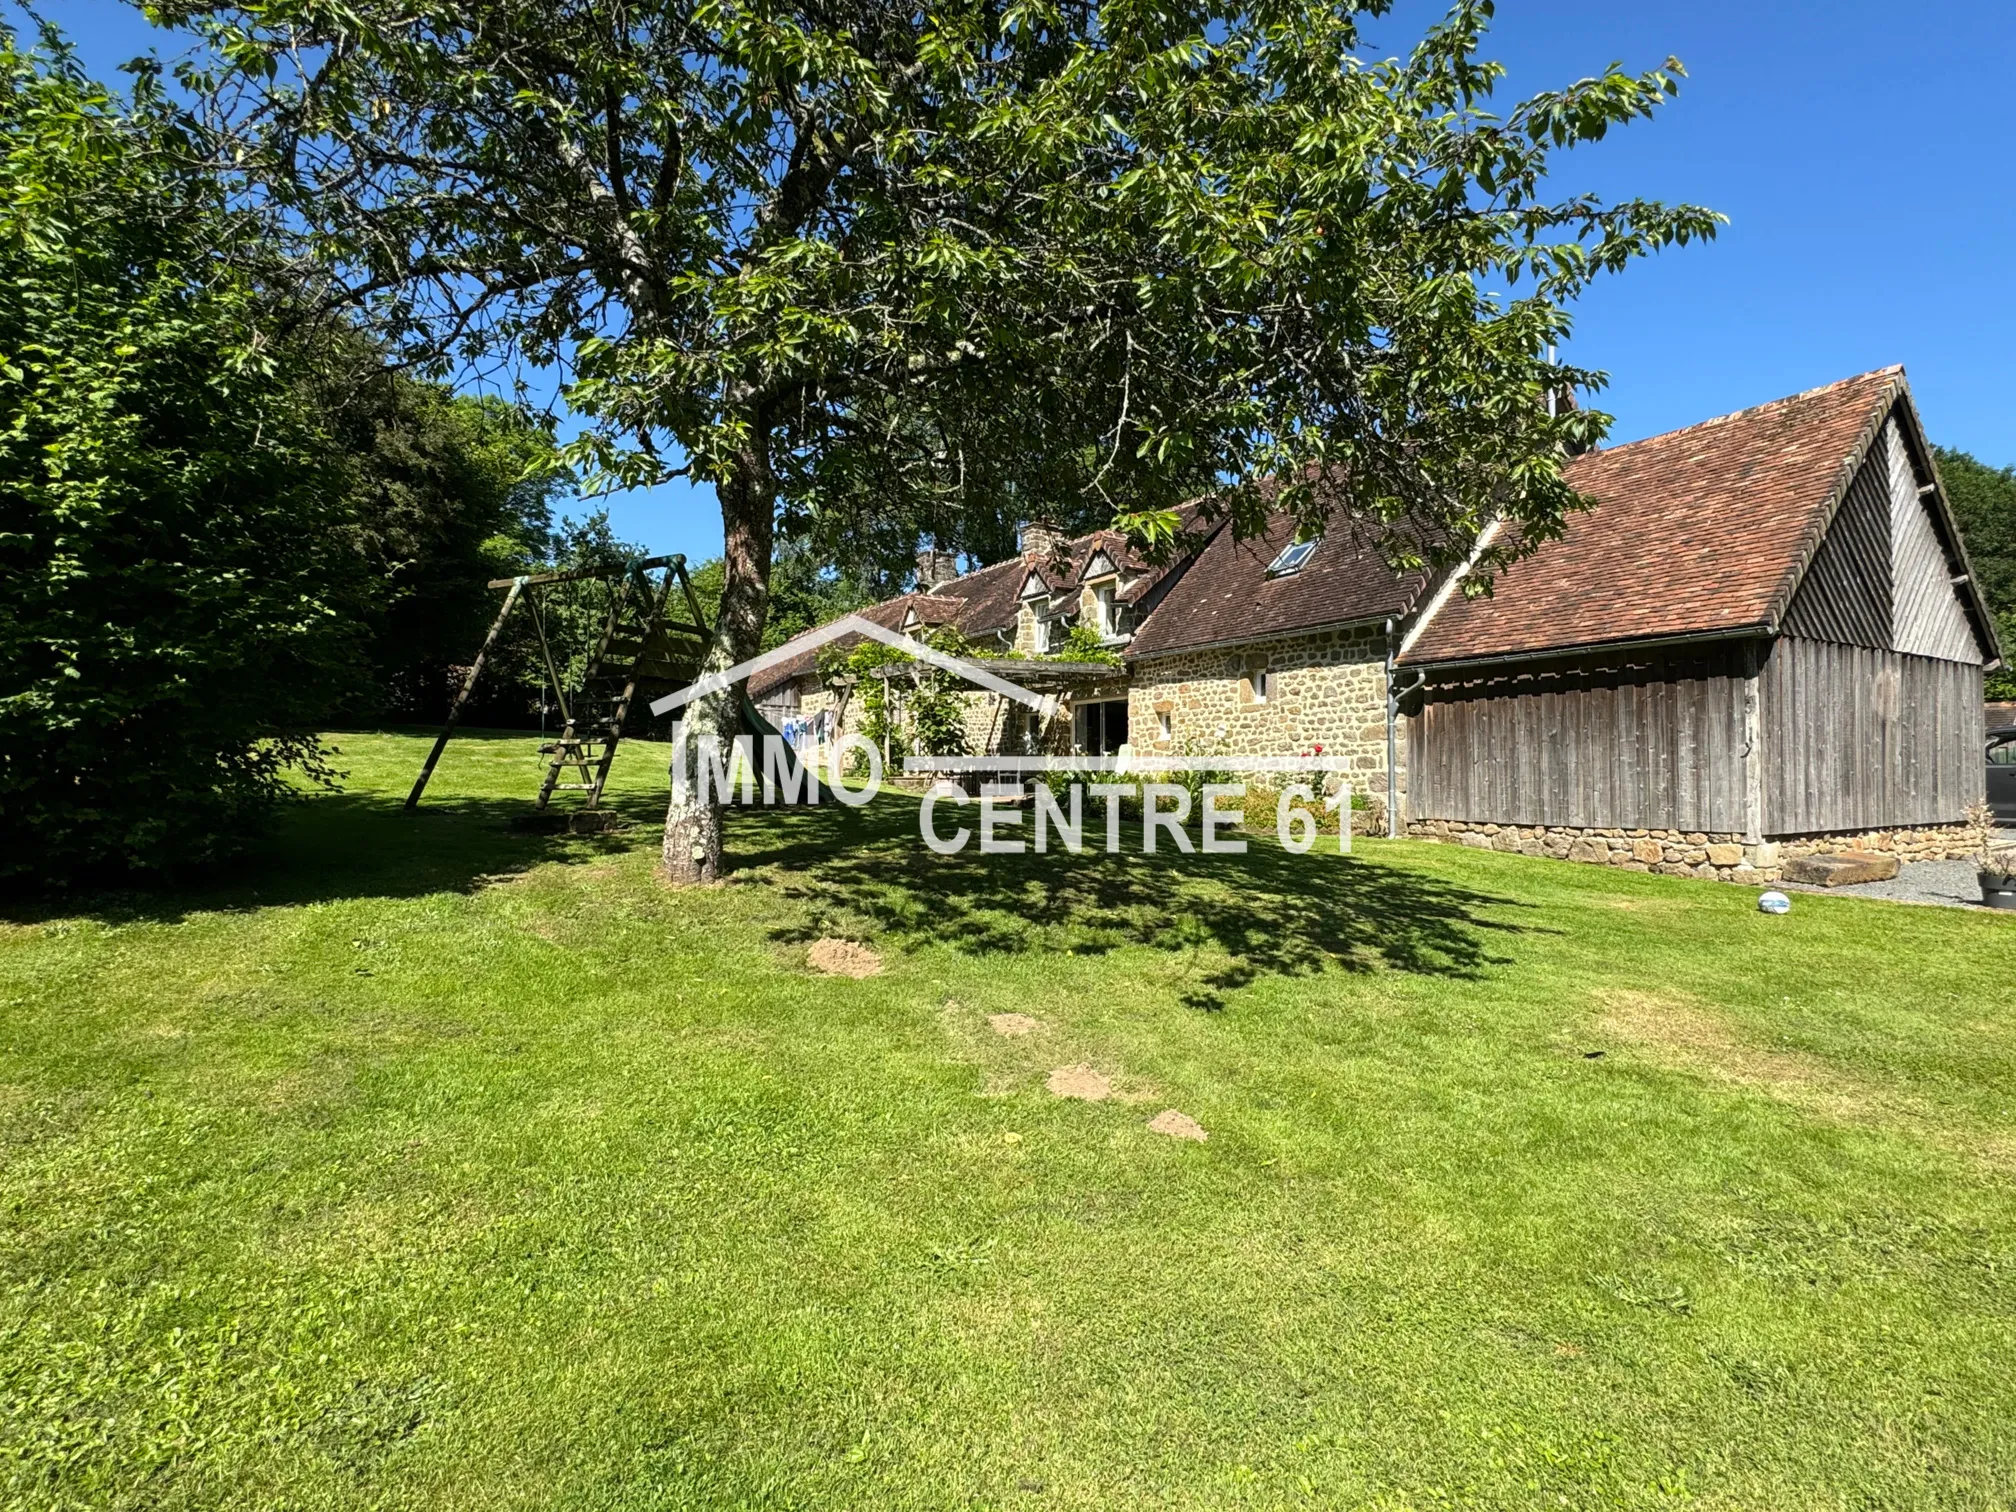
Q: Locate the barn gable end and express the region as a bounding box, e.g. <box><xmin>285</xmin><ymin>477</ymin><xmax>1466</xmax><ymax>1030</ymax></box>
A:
<box><xmin>1757</xmin><ymin>400</ymin><xmax>1991</xmax><ymax>835</ymax></box>
<box><xmin>1779</xmin><ymin>439</ymin><xmax>1893</xmax><ymax>650</ymax></box>
<box><xmin>1884</xmin><ymin>419</ymin><xmax>1982</xmax><ymax>664</ymax></box>
<box><xmin>1777</xmin><ymin>414</ymin><xmax>1984</xmax><ymax>666</ymax></box>
<box><xmin>1399</xmin><ymin>370</ymin><xmax>1997</xmax><ymax>859</ymax></box>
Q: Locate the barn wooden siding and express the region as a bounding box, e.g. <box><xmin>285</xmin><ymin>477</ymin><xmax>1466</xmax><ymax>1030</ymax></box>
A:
<box><xmin>1781</xmin><ymin>441</ymin><xmax>1892</xmax><ymax>649</ymax></box>
<box><xmin>1407</xmin><ymin>644</ymin><xmax>1751</xmax><ymax>832</ymax></box>
<box><xmin>1883</xmin><ymin>419</ymin><xmax>1982</xmax><ymax>664</ymax></box>
<box><xmin>1759</xmin><ymin>636</ymin><xmax>1983</xmax><ymax>833</ymax></box>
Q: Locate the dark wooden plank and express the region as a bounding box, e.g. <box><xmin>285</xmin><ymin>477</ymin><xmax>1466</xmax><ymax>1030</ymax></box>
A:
<box><xmin>1782</xmin><ymin>443</ymin><xmax>1893</xmax><ymax>651</ymax></box>
<box><xmin>488</xmin><ymin>554</ymin><xmax>678</xmax><ymax>590</ymax></box>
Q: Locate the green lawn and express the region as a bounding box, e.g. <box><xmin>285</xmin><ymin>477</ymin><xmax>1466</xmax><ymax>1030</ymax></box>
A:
<box><xmin>4</xmin><ymin>730</ymin><xmax>2016</xmax><ymax>1510</ymax></box>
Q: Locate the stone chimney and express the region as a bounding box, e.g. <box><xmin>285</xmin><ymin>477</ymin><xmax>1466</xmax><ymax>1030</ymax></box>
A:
<box><xmin>1018</xmin><ymin>520</ymin><xmax>1068</xmax><ymax>560</ymax></box>
<box><xmin>915</xmin><ymin>544</ymin><xmax>961</xmax><ymax>593</ymax></box>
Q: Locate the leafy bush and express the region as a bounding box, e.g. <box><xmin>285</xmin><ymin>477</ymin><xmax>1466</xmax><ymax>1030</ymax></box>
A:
<box><xmin>1047</xmin><ymin>624</ymin><xmax>1122</xmax><ymax>665</ymax></box>
<box><xmin>1137</xmin><ymin>740</ymin><xmax>1237</xmax><ymax>821</ymax></box>
<box><xmin>907</xmin><ymin>679</ymin><xmax>973</xmax><ymax>758</ymax></box>
<box><xmin>819</xmin><ymin>627</ymin><xmax>974</xmax><ymax>760</ymax></box>
<box><xmin>0</xmin><ymin>40</ymin><xmax>359</xmax><ymax>880</ymax></box>
<box><xmin>330</xmin><ymin>366</ymin><xmax>575</xmax><ymax>721</ymax></box>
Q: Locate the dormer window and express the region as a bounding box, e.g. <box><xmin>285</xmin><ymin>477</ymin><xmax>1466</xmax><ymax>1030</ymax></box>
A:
<box><xmin>1093</xmin><ymin>583</ymin><xmax>1117</xmax><ymax>637</ymax></box>
<box><xmin>1267</xmin><ymin>536</ymin><xmax>1320</xmax><ymax>577</ymax></box>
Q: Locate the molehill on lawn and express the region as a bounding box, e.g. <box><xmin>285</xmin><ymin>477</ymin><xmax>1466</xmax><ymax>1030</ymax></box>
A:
<box><xmin>2</xmin><ymin>728</ymin><xmax>2014</xmax><ymax>1510</ymax></box>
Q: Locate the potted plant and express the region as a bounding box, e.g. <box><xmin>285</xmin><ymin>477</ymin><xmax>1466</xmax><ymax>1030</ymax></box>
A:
<box><xmin>1981</xmin><ymin>847</ymin><xmax>2016</xmax><ymax>910</ymax></box>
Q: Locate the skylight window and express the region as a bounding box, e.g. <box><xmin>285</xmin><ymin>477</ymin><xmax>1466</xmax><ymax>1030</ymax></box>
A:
<box><xmin>1267</xmin><ymin>537</ymin><xmax>1320</xmax><ymax>577</ymax></box>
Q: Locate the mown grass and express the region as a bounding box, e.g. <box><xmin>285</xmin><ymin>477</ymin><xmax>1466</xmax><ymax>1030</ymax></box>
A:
<box><xmin>3</xmin><ymin>728</ymin><xmax>2015</xmax><ymax>1510</ymax></box>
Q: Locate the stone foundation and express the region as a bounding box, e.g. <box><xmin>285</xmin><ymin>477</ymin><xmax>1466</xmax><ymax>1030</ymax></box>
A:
<box><xmin>1774</xmin><ymin>826</ymin><xmax>1982</xmax><ymax>866</ymax></box>
<box><xmin>1405</xmin><ymin>818</ymin><xmax>1981</xmax><ymax>884</ymax></box>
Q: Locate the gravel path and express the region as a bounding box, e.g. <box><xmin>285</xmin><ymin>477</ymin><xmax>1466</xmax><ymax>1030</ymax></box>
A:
<box><xmin>1796</xmin><ymin>829</ymin><xmax>2016</xmax><ymax>911</ymax></box>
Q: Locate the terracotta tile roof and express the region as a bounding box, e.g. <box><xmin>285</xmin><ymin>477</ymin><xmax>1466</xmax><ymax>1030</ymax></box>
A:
<box><xmin>1125</xmin><ymin>506</ymin><xmax>1427</xmax><ymax>659</ymax></box>
<box><xmin>750</xmin><ymin>514</ymin><xmax>1214</xmax><ymax>694</ymax></box>
<box><xmin>927</xmin><ymin>554</ymin><xmax>1033</xmax><ymax>640</ymax></box>
<box><xmin>904</xmin><ymin>596</ymin><xmax>966</xmax><ymax>626</ymax></box>
<box><xmin>1399</xmin><ymin>367</ymin><xmax>1907</xmax><ymax>668</ymax></box>
<box><xmin>746</xmin><ymin>596</ymin><xmax>912</xmax><ymax>697</ymax></box>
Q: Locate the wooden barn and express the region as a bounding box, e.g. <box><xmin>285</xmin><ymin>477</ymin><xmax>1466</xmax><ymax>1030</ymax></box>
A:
<box><xmin>1398</xmin><ymin>368</ymin><xmax>2005</xmax><ymax>879</ymax></box>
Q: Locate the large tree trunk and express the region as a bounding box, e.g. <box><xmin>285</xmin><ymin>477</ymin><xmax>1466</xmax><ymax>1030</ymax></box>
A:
<box><xmin>661</xmin><ymin>437</ymin><xmax>775</xmax><ymax>885</ymax></box>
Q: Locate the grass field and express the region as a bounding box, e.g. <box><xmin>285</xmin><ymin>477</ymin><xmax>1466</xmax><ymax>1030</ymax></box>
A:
<box><xmin>4</xmin><ymin>729</ymin><xmax>2016</xmax><ymax>1510</ymax></box>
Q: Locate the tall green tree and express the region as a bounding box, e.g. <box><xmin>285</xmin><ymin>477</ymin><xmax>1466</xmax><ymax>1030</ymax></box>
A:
<box><xmin>178</xmin><ymin>0</ymin><xmax>1718</xmax><ymax>881</ymax></box>
<box><xmin>687</xmin><ymin>539</ymin><xmax>877</xmax><ymax>655</ymax></box>
<box><xmin>0</xmin><ymin>31</ymin><xmax>360</xmax><ymax>881</ymax></box>
<box><xmin>1936</xmin><ymin>447</ymin><xmax>2016</xmax><ymax>700</ymax></box>
<box><xmin>331</xmin><ymin>367</ymin><xmax>576</xmax><ymax>719</ymax></box>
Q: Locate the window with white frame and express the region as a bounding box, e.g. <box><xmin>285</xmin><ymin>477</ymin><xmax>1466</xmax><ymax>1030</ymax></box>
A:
<box><xmin>1242</xmin><ymin>661</ymin><xmax>1271</xmax><ymax>705</ymax></box>
<box><xmin>1093</xmin><ymin>583</ymin><xmax>1117</xmax><ymax>637</ymax></box>
<box><xmin>1266</xmin><ymin>536</ymin><xmax>1320</xmax><ymax>576</ymax></box>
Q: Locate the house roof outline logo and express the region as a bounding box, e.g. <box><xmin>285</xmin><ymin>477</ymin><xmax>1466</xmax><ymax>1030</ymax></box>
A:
<box><xmin>649</xmin><ymin>614</ymin><xmax>1056</xmax><ymax>719</ymax></box>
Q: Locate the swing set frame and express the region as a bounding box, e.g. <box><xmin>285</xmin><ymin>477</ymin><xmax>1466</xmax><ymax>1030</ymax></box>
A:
<box><xmin>403</xmin><ymin>555</ymin><xmax>709</xmax><ymax>813</ymax></box>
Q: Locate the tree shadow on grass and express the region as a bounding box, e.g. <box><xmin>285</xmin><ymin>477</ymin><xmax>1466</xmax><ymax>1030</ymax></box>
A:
<box><xmin>738</xmin><ymin>799</ymin><xmax>1538</xmax><ymax>1009</ymax></box>
<box><xmin>8</xmin><ymin>776</ymin><xmax>1539</xmax><ymax>1009</ymax></box>
<box><xmin>0</xmin><ymin>789</ymin><xmax>665</xmax><ymax>927</ymax></box>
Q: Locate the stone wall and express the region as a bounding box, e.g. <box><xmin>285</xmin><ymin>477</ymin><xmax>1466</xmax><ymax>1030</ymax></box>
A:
<box><xmin>1774</xmin><ymin>826</ymin><xmax>1983</xmax><ymax>865</ymax></box>
<box><xmin>1012</xmin><ymin>560</ymin><xmax>1145</xmax><ymax>655</ymax></box>
<box><xmin>1127</xmin><ymin>623</ymin><xmax>1399</xmax><ymax>791</ymax></box>
<box><xmin>1406</xmin><ymin>817</ymin><xmax>1981</xmax><ymax>884</ymax></box>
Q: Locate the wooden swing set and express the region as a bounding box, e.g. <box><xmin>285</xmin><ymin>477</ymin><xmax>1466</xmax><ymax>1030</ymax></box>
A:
<box><xmin>404</xmin><ymin>555</ymin><xmax>710</xmax><ymax>815</ymax></box>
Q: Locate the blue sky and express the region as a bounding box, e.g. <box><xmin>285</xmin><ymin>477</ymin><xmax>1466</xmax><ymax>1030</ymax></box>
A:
<box><xmin>52</xmin><ymin>0</ymin><xmax>2016</xmax><ymax>565</ymax></box>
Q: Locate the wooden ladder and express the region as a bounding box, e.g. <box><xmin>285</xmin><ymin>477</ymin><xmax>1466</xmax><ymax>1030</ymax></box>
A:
<box><xmin>536</xmin><ymin>560</ymin><xmax>709</xmax><ymax>811</ymax></box>
<box><xmin>404</xmin><ymin>554</ymin><xmax>709</xmax><ymax>812</ymax></box>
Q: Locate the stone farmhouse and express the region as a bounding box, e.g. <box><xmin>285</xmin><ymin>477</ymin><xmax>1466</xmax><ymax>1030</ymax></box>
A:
<box><xmin>749</xmin><ymin>367</ymin><xmax>2005</xmax><ymax>881</ymax></box>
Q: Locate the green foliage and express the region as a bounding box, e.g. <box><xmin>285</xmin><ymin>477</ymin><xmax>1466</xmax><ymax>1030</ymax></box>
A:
<box><xmin>687</xmin><ymin>540</ymin><xmax>875</xmax><ymax>655</ymax></box>
<box><xmin>819</xmin><ymin>628</ymin><xmax>975</xmax><ymax>759</ymax></box>
<box><xmin>1046</xmin><ymin>623</ymin><xmax>1123</xmax><ymax>666</ymax></box>
<box><xmin>1138</xmin><ymin>738</ymin><xmax>1237</xmax><ymax>822</ymax></box>
<box><xmin>819</xmin><ymin>640</ymin><xmax>904</xmax><ymax>761</ymax></box>
<box><xmin>0</xmin><ymin>33</ymin><xmax>358</xmax><ymax>880</ymax></box>
<box><xmin>190</xmin><ymin>0</ymin><xmax>1720</xmax><ymax>610</ymax></box>
<box><xmin>1935</xmin><ymin>446</ymin><xmax>2016</xmax><ymax>698</ymax></box>
<box><xmin>330</xmin><ymin>367</ymin><xmax>576</xmax><ymax>718</ymax></box>
<box><xmin>907</xmin><ymin>674</ymin><xmax>974</xmax><ymax>760</ymax></box>
<box><xmin>482</xmin><ymin>511</ymin><xmax>653</xmax><ymax>727</ymax></box>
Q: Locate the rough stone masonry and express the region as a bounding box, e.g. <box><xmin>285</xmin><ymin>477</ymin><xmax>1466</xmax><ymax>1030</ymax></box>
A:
<box><xmin>1405</xmin><ymin>818</ymin><xmax>1980</xmax><ymax>885</ymax></box>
